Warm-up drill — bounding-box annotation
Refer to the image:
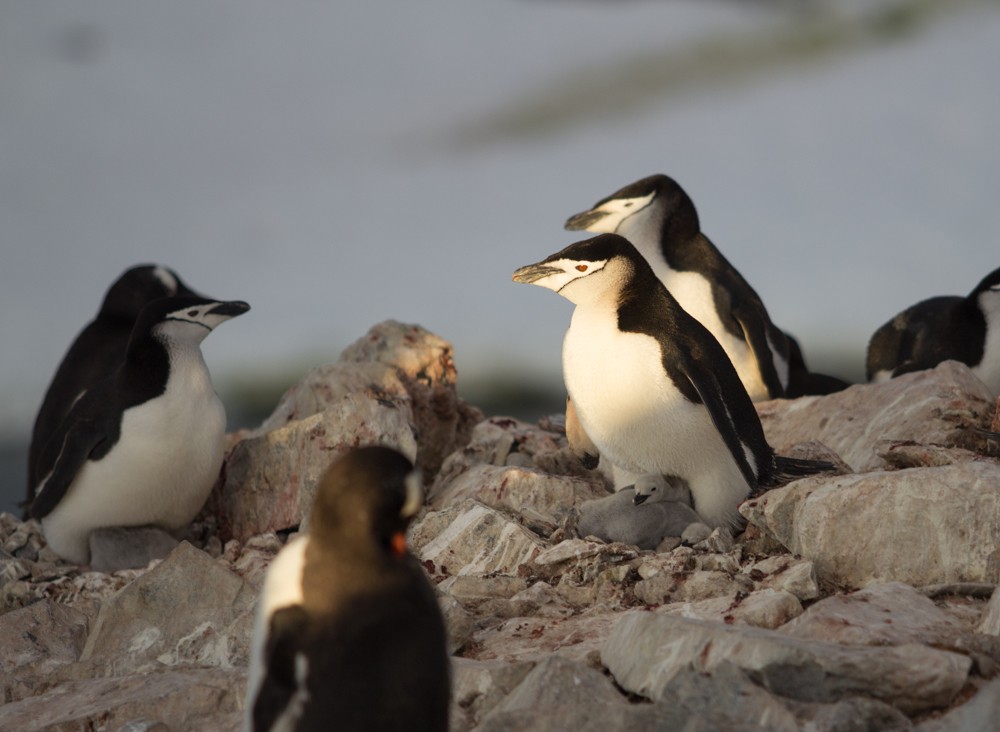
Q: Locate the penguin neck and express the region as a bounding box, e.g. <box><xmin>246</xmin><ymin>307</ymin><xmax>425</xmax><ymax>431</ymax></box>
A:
<box><xmin>302</xmin><ymin>531</ymin><xmax>403</xmax><ymax>608</ymax></box>
<box><xmin>618</xmin><ymin>199</ymin><xmax>705</xmax><ymax>277</ymax></box>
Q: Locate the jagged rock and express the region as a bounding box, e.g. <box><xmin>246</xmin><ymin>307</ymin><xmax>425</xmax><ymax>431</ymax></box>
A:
<box><xmin>748</xmin><ymin>555</ymin><xmax>820</xmax><ymax>602</ymax></box>
<box><xmin>450</xmin><ymin>657</ymin><xmax>534</xmax><ymax>731</ymax></box>
<box><xmin>757</xmin><ymin>361</ymin><xmax>994</xmax><ymax>472</ymax></box>
<box><xmin>799</xmin><ymin>696</ymin><xmax>913</xmax><ymax>731</ymax></box>
<box><xmin>634</xmin><ymin>569</ymin><xmax>754</xmax><ymax>606</ymax></box>
<box><xmin>414</xmin><ymin>502</ymin><xmax>545</xmax><ymax>578</ymax></box>
<box><xmin>741</xmin><ymin>461</ymin><xmax>1000</xmax><ymax>588</ymax></box>
<box><xmin>79</xmin><ymin>542</ymin><xmax>256</xmax><ymax>676</ymax></box>
<box><xmin>780</xmin><ymin>582</ymin><xmax>967</xmax><ymax>647</ymax></box>
<box><xmin>602</xmin><ymin>612</ymin><xmax>971</xmax><ymax>714</ymax></box>
<box><xmin>0</xmin><ymin>600</ymin><xmax>89</xmax><ymax>702</ymax></box>
<box><xmin>978</xmin><ymin>586</ymin><xmax>1000</xmax><ymax>635</ymax></box>
<box><xmin>0</xmin><ymin>667</ymin><xmax>245</xmax><ymax>732</ymax></box>
<box><xmin>915</xmin><ymin>678</ymin><xmax>1000</xmax><ymax>732</ymax></box>
<box><xmin>433</xmin><ymin>464</ymin><xmax>606</xmax><ymax>536</ymax></box>
<box><xmin>466</xmin><ymin>613</ymin><xmax>620</xmax><ymax>665</ymax></box>
<box><xmin>211</xmin><ymin>320</ymin><xmax>481</xmax><ymax>540</ymax></box>
<box><xmin>661</xmin><ymin>587</ymin><xmax>803</xmax><ymax>629</ymax></box>
<box><xmin>650</xmin><ymin>661</ymin><xmax>801</xmax><ymax>732</ymax></box>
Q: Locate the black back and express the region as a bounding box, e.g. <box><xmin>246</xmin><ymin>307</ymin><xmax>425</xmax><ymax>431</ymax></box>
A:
<box><xmin>866</xmin><ymin>295</ymin><xmax>984</xmax><ymax>379</ymax></box>
<box><xmin>27</xmin><ymin>265</ymin><xmax>199</xmax><ymax>505</ymax></box>
<box><xmin>251</xmin><ymin>447</ymin><xmax>450</xmax><ymax>732</ymax></box>
<box><xmin>28</xmin><ymin>295</ymin><xmax>217</xmax><ymax>519</ymax></box>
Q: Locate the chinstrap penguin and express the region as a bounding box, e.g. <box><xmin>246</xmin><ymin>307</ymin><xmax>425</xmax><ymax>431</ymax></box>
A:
<box><xmin>866</xmin><ymin>266</ymin><xmax>1000</xmax><ymax>393</ymax></box>
<box><xmin>513</xmin><ymin>234</ymin><xmax>834</xmax><ymax>530</ymax></box>
<box><xmin>565</xmin><ymin>173</ymin><xmax>846</xmax><ymax>400</ymax></box>
<box><xmin>29</xmin><ymin>295</ymin><xmax>249</xmax><ymax>565</ymax></box>
<box><xmin>245</xmin><ymin>446</ymin><xmax>450</xmax><ymax>732</ymax></box>
<box><xmin>27</xmin><ymin>264</ymin><xmax>201</xmax><ymax>509</ymax></box>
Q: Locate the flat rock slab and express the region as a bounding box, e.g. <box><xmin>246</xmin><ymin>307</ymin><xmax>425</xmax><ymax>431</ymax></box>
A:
<box><xmin>781</xmin><ymin>581</ymin><xmax>967</xmax><ymax>647</ymax></box>
<box><xmin>741</xmin><ymin>461</ymin><xmax>1000</xmax><ymax>588</ymax></box>
<box><xmin>0</xmin><ymin>667</ymin><xmax>245</xmax><ymax>732</ymax></box>
<box><xmin>757</xmin><ymin>361</ymin><xmax>994</xmax><ymax>472</ymax></box>
<box><xmin>602</xmin><ymin>612</ymin><xmax>971</xmax><ymax>714</ymax></box>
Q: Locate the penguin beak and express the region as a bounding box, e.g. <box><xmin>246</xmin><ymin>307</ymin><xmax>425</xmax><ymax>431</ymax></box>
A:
<box><xmin>208</xmin><ymin>301</ymin><xmax>251</xmax><ymax>318</ymax></box>
<box><xmin>512</xmin><ymin>263</ymin><xmax>563</xmax><ymax>284</ymax></box>
<box><xmin>564</xmin><ymin>209</ymin><xmax>607</xmax><ymax>231</ymax></box>
<box><xmin>633</xmin><ymin>493</ymin><xmax>648</xmax><ymax>506</ymax></box>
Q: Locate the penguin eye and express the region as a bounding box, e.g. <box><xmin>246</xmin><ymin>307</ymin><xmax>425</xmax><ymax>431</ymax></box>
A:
<box><xmin>624</xmin><ymin>202</ymin><xmax>633</xmax><ymax>208</ymax></box>
<box><xmin>188</xmin><ymin>309</ymin><xmax>199</xmax><ymax>317</ymax></box>
<box><xmin>576</xmin><ymin>265</ymin><xmax>588</xmax><ymax>272</ymax></box>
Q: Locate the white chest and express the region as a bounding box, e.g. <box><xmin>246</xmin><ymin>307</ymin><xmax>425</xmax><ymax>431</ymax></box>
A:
<box><xmin>976</xmin><ymin>298</ymin><xmax>1000</xmax><ymax>394</ymax></box>
<box><xmin>41</xmin><ymin>349</ymin><xmax>227</xmax><ymax>564</ymax></box>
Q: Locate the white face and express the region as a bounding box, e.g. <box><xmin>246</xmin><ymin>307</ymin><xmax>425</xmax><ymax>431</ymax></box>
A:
<box><xmin>633</xmin><ymin>474</ymin><xmax>669</xmax><ymax>503</ymax></box>
<box><xmin>979</xmin><ymin>284</ymin><xmax>1000</xmax><ymax>322</ymax></box>
<box><xmin>513</xmin><ymin>257</ymin><xmax>610</xmax><ymax>303</ymax></box>
<box><xmin>582</xmin><ymin>192</ymin><xmax>656</xmax><ymax>234</ymax></box>
<box><xmin>155</xmin><ymin>302</ymin><xmax>242</xmax><ymax>343</ymax></box>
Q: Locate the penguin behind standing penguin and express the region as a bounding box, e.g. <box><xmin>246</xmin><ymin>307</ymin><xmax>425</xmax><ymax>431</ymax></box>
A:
<box><xmin>513</xmin><ymin>234</ymin><xmax>834</xmax><ymax>530</ymax></box>
<box><xmin>565</xmin><ymin>173</ymin><xmax>848</xmax><ymax>400</ymax></box>
<box><xmin>245</xmin><ymin>446</ymin><xmax>450</xmax><ymax>732</ymax></box>
<box><xmin>26</xmin><ymin>264</ymin><xmax>201</xmax><ymax>506</ymax></box>
<box><xmin>866</xmin><ymin>266</ymin><xmax>1000</xmax><ymax>393</ymax></box>
<box><xmin>29</xmin><ymin>295</ymin><xmax>249</xmax><ymax>565</ymax></box>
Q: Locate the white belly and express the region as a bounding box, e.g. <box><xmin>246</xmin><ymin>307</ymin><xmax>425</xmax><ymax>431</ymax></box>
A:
<box><xmin>563</xmin><ymin>306</ymin><xmax>752</xmax><ymax>529</ymax></box>
<box><xmin>42</xmin><ymin>353</ymin><xmax>227</xmax><ymax>565</ymax></box>
<box><xmin>623</xmin><ymin>225</ymin><xmax>781</xmax><ymax>401</ymax></box>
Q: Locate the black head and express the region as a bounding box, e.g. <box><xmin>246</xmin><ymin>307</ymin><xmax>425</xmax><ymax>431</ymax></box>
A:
<box><xmin>100</xmin><ymin>264</ymin><xmax>202</xmax><ymax>321</ymax></box>
<box><xmin>309</xmin><ymin>446</ymin><xmax>422</xmax><ymax>558</ymax></box>
<box><xmin>565</xmin><ymin>174</ymin><xmax>700</xmax><ymax>243</ymax></box>
<box><xmin>970</xmin><ymin>266</ymin><xmax>1000</xmax><ymax>298</ymax></box>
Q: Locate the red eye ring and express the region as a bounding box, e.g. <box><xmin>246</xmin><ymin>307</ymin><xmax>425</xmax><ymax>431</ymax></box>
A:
<box><xmin>576</xmin><ymin>264</ymin><xmax>588</xmax><ymax>272</ymax></box>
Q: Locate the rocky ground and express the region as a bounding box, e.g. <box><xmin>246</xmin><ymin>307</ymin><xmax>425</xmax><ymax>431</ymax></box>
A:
<box><xmin>3</xmin><ymin>320</ymin><xmax>1000</xmax><ymax>731</ymax></box>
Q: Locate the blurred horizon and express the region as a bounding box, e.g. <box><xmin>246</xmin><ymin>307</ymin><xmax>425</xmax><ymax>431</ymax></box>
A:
<box><xmin>3</xmin><ymin>0</ymin><xmax>999</xmax><ymax>514</ymax></box>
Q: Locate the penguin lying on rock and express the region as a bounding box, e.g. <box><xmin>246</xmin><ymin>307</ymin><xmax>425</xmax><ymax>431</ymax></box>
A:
<box><xmin>29</xmin><ymin>295</ymin><xmax>249</xmax><ymax>566</ymax></box>
<box><xmin>245</xmin><ymin>446</ymin><xmax>450</xmax><ymax>732</ymax></box>
<box><xmin>26</xmin><ymin>264</ymin><xmax>202</xmax><ymax>509</ymax></box>
<box><xmin>867</xmin><ymin>266</ymin><xmax>1000</xmax><ymax>393</ymax></box>
<box><xmin>513</xmin><ymin>234</ymin><xmax>836</xmax><ymax>531</ymax></box>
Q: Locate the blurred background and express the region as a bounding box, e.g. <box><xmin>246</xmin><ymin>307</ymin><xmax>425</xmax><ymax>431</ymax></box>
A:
<box><xmin>3</xmin><ymin>0</ymin><xmax>999</xmax><ymax>514</ymax></box>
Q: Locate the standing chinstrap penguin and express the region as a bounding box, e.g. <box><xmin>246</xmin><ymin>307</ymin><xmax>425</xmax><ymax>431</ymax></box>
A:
<box><xmin>27</xmin><ymin>264</ymin><xmax>202</xmax><ymax>508</ymax></box>
<box><xmin>866</xmin><ymin>266</ymin><xmax>1000</xmax><ymax>393</ymax></box>
<box><xmin>513</xmin><ymin>234</ymin><xmax>834</xmax><ymax>529</ymax></box>
<box><xmin>245</xmin><ymin>446</ymin><xmax>450</xmax><ymax>732</ymax></box>
<box><xmin>29</xmin><ymin>295</ymin><xmax>249</xmax><ymax>565</ymax></box>
<box><xmin>565</xmin><ymin>174</ymin><xmax>847</xmax><ymax>400</ymax></box>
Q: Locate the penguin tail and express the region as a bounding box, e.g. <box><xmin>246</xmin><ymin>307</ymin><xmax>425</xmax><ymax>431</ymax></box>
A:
<box><xmin>768</xmin><ymin>455</ymin><xmax>837</xmax><ymax>486</ymax></box>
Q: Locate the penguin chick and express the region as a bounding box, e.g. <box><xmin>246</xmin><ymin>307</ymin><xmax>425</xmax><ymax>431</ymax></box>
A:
<box><xmin>577</xmin><ymin>475</ymin><xmax>700</xmax><ymax>550</ymax></box>
<box><xmin>567</xmin><ymin>174</ymin><xmax>801</xmax><ymax>401</ymax></box>
<box><xmin>513</xmin><ymin>233</ymin><xmax>834</xmax><ymax>530</ymax></box>
<box><xmin>29</xmin><ymin>295</ymin><xmax>249</xmax><ymax>565</ymax></box>
<box><xmin>631</xmin><ymin>473</ymin><xmax>692</xmax><ymax>506</ymax></box>
<box><xmin>245</xmin><ymin>446</ymin><xmax>450</xmax><ymax>732</ymax></box>
<box><xmin>866</xmin><ymin>266</ymin><xmax>1000</xmax><ymax>393</ymax></box>
<box><xmin>27</xmin><ymin>264</ymin><xmax>202</xmax><ymax>508</ymax></box>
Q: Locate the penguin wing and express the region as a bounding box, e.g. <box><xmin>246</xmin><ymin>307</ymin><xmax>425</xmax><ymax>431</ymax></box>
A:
<box><xmin>679</xmin><ymin>355</ymin><xmax>759</xmax><ymax>491</ymax></box>
<box><xmin>252</xmin><ymin>605</ymin><xmax>311</xmax><ymax>732</ymax></box>
<box><xmin>731</xmin><ymin>301</ymin><xmax>787</xmax><ymax>399</ymax></box>
<box><xmin>30</xmin><ymin>418</ymin><xmax>112</xmax><ymax>519</ymax></box>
